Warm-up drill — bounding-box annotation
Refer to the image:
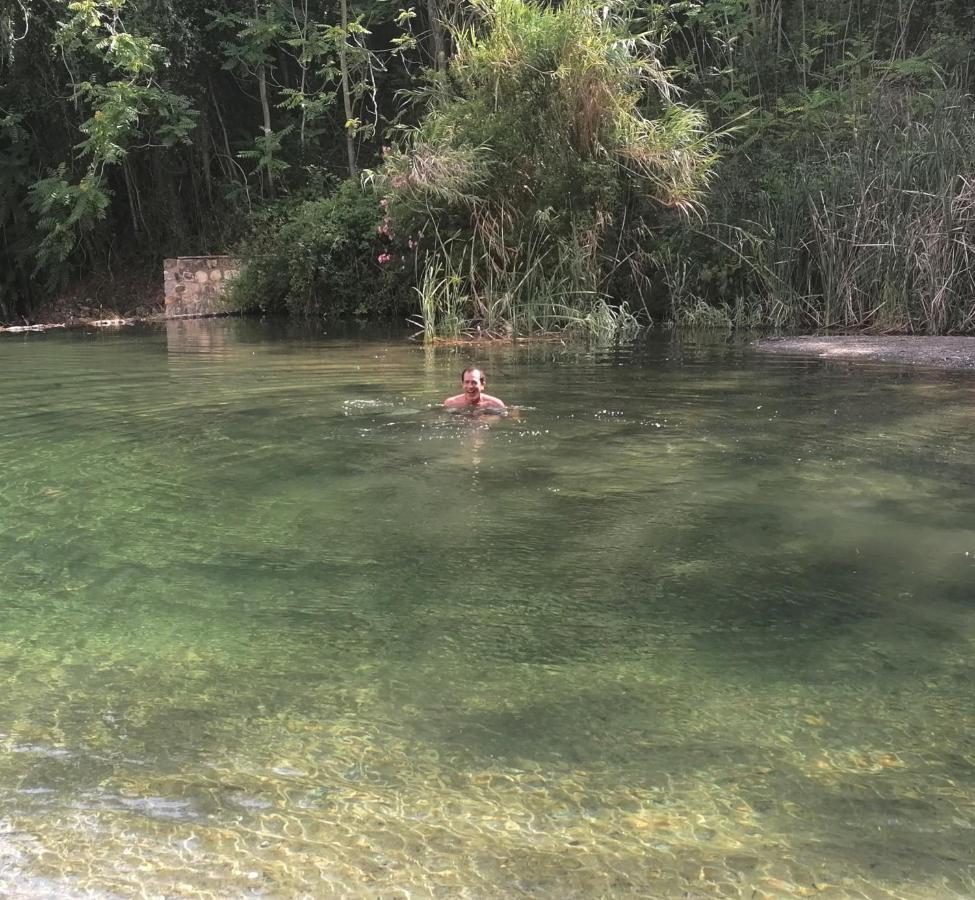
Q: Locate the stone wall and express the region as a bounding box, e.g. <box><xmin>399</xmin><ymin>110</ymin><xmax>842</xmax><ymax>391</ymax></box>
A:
<box><xmin>164</xmin><ymin>256</ymin><xmax>240</xmax><ymax>317</ymax></box>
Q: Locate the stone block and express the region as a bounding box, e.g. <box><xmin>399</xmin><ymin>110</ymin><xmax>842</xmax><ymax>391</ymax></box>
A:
<box><xmin>164</xmin><ymin>255</ymin><xmax>241</xmax><ymax>317</ymax></box>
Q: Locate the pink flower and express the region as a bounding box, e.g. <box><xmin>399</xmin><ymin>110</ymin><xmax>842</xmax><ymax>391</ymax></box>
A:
<box><xmin>377</xmin><ymin>252</ymin><xmax>392</xmax><ymax>265</ymax></box>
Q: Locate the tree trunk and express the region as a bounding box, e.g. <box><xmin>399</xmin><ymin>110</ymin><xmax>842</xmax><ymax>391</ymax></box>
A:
<box><xmin>199</xmin><ymin>108</ymin><xmax>214</xmax><ymax>204</ymax></box>
<box><xmin>339</xmin><ymin>0</ymin><xmax>357</xmax><ymax>178</ymax></box>
<box><xmin>256</xmin><ymin>0</ymin><xmax>276</xmax><ymax>199</ymax></box>
<box><xmin>122</xmin><ymin>160</ymin><xmax>140</xmax><ymax>236</ymax></box>
<box><xmin>297</xmin><ymin>0</ymin><xmax>310</xmax><ymax>150</ymax></box>
<box><xmin>426</xmin><ymin>0</ymin><xmax>446</xmax><ymax>72</ymax></box>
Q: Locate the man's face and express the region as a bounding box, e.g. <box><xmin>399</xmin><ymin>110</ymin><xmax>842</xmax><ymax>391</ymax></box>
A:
<box><xmin>463</xmin><ymin>369</ymin><xmax>485</xmax><ymax>400</ymax></box>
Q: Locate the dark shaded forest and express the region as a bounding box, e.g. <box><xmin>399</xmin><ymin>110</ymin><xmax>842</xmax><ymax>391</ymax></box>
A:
<box><xmin>1</xmin><ymin>0</ymin><xmax>973</xmax><ymax>334</ymax></box>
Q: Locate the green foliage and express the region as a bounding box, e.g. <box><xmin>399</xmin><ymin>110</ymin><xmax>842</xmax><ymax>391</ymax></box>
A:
<box><xmin>0</xmin><ymin>112</ymin><xmax>33</xmax><ymax>317</ymax></box>
<box><xmin>27</xmin><ymin>168</ymin><xmax>112</xmax><ymax>286</ymax></box>
<box><xmin>210</xmin><ymin>0</ymin><xmax>385</xmax><ymax>192</ymax></box>
<box><xmin>650</xmin><ymin>0</ymin><xmax>975</xmax><ymax>333</ymax></box>
<box><xmin>386</xmin><ymin>0</ymin><xmax>716</xmax><ymax>217</ymax></box>
<box><xmin>0</xmin><ymin>0</ymin><xmax>418</xmax><ymax>321</ymax></box>
<box><xmin>375</xmin><ymin>0</ymin><xmax>717</xmax><ymax>339</ymax></box>
<box><xmin>228</xmin><ymin>179</ymin><xmax>407</xmax><ymax>319</ymax></box>
<box><xmin>76</xmin><ymin>80</ymin><xmax>197</xmax><ymax>165</ymax></box>
<box><xmin>237</xmin><ymin>126</ymin><xmax>294</xmax><ymax>181</ymax></box>
<box><xmin>0</xmin><ymin>0</ymin><xmax>200</xmax><ymax>298</ymax></box>
<box><xmin>2</xmin><ymin>0</ymin><xmax>975</xmax><ymax>335</ymax></box>
<box><xmin>58</xmin><ymin>0</ymin><xmax>198</xmax><ymax>170</ymax></box>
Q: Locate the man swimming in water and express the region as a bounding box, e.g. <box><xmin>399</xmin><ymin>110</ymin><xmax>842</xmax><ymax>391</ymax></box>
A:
<box><xmin>443</xmin><ymin>366</ymin><xmax>506</xmax><ymax>410</ymax></box>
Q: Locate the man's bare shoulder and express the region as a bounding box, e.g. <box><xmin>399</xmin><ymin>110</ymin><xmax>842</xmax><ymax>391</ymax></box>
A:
<box><xmin>443</xmin><ymin>394</ymin><xmax>468</xmax><ymax>408</ymax></box>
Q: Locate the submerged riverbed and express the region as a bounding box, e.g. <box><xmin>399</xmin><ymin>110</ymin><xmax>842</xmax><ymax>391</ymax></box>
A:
<box><xmin>0</xmin><ymin>319</ymin><xmax>973</xmax><ymax>898</ymax></box>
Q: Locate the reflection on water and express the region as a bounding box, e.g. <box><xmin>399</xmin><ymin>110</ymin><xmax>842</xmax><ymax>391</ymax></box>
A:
<box><xmin>0</xmin><ymin>319</ymin><xmax>973</xmax><ymax>897</ymax></box>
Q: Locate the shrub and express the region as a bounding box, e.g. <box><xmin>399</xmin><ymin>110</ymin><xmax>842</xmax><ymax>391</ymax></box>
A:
<box><xmin>228</xmin><ymin>179</ymin><xmax>409</xmax><ymax>319</ymax></box>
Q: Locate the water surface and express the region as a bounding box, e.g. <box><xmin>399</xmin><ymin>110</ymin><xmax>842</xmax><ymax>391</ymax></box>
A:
<box><xmin>0</xmin><ymin>319</ymin><xmax>973</xmax><ymax>898</ymax></box>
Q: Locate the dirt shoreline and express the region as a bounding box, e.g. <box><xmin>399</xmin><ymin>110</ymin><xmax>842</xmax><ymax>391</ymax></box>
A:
<box><xmin>755</xmin><ymin>336</ymin><xmax>975</xmax><ymax>370</ymax></box>
<box><xmin>0</xmin><ymin>268</ymin><xmax>163</xmax><ymax>330</ymax></box>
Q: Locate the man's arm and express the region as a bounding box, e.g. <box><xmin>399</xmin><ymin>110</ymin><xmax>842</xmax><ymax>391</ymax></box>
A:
<box><xmin>479</xmin><ymin>394</ymin><xmax>506</xmax><ymax>409</ymax></box>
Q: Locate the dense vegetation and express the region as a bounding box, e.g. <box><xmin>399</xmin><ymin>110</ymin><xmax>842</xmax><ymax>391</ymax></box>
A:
<box><xmin>1</xmin><ymin>0</ymin><xmax>973</xmax><ymax>334</ymax></box>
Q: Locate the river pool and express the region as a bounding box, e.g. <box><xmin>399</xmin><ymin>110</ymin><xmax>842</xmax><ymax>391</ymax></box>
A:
<box><xmin>0</xmin><ymin>319</ymin><xmax>973</xmax><ymax>898</ymax></box>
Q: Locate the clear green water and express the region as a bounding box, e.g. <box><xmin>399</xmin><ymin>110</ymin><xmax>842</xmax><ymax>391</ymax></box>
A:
<box><xmin>1</xmin><ymin>319</ymin><xmax>973</xmax><ymax>898</ymax></box>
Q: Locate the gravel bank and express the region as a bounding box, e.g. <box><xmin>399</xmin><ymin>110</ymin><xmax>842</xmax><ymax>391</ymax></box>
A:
<box><xmin>755</xmin><ymin>336</ymin><xmax>975</xmax><ymax>370</ymax></box>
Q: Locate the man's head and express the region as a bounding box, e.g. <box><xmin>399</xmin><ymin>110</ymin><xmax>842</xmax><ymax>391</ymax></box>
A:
<box><xmin>461</xmin><ymin>366</ymin><xmax>486</xmax><ymax>401</ymax></box>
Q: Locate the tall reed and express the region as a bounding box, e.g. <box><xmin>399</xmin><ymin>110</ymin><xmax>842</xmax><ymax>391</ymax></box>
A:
<box><xmin>411</xmin><ymin>220</ymin><xmax>642</xmax><ymax>342</ymax></box>
<box><xmin>657</xmin><ymin>89</ymin><xmax>975</xmax><ymax>333</ymax></box>
<box><xmin>649</xmin><ymin>0</ymin><xmax>975</xmax><ymax>334</ymax></box>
